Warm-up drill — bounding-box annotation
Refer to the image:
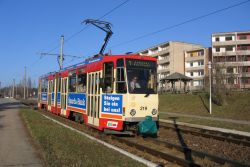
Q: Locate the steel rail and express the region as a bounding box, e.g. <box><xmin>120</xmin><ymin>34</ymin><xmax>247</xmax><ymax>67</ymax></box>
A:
<box><xmin>160</xmin><ymin>123</ymin><xmax>250</xmax><ymax>147</ymax></box>
<box><xmin>145</xmin><ymin>138</ymin><xmax>250</xmax><ymax>167</ymax></box>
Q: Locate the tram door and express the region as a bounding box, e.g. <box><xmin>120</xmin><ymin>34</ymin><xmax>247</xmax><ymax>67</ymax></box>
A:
<box><xmin>54</xmin><ymin>75</ymin><xmax>59</xmax><ymax>112</ymax></box>
<box><xmin>48</xmin><ymin>80</ymin><xmax>53</xmax><ymax>111</ymax></box>
<box><xmin>87</xmin><ymin>72</ymin><xmax>101</xmax><ymax>126</ymax></box>
<box><xmin>61</xmin><ymin>77</ymin><xmax>68</xmax><ymax>116</ymax></box>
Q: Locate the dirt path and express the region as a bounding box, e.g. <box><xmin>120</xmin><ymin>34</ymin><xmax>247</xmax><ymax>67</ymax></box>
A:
<box><xmin>0</xmin><ymin>98</ymin><xmax>42</xmax><ymax>167</ymax></box>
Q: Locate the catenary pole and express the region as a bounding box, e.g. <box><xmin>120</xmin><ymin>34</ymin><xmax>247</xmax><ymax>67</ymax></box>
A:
<box><xmin>208</xmin><ymin>61</ymin><xmax>212</xmax><ymax>114</ymax></box>
<box><xmin>60</xmin><ymin>35</ymin><xmax>64</xmax><ymax>70</ymax></box>
<box><xmin>24</xmin><ymin>66</ymin><xmax>26</xmax><ymax>99</ymax></box>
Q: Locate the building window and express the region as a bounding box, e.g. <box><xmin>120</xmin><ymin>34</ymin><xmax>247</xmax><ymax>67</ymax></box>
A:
<box><xmin>239</xmin><ymin>35</ymin><xmax>247</xmax><ymax>40</ymax></box>
<box><xmin>198</xmin><ymin>50</ymin><xmax>204</xmax><ymax>56</ymax></box>
<box><xmin>238</xmin><ymin>45</ymin><xmax>248</xmax><ymax>50</ymax></box>
<box><xmin>198</xmin><ymin>61</ymin><xmax>204</xmax><ymax>66</ymax></box>
<box><xmin>198</xmin><ymin>71</ymin><xmax>204</xmax><ymax>76</ymax></box>
<box><xmin>227</xmin><ymin>67</ymin><xmax>234</xmax><ymax>73</ymax></box>
<box><xmin>190</xmin><ymin>62</ymin><xmax>193</xmax><ymax>67</ymax></box>
<box><xmin>190</xmin><ymin>72</ymin><xmax>193</xmax><ymax>76</ymax></box>
<box><xmin>215</xmin><ymin>47</ymin><xmax>220</xmax><ymax>52</ymax></box>
<box><xmin>198</xmin><ymin>80</ymin><xmax>204</xmax><ymax>86</ymax></box>
<box><xmin>225</xmin><ymin>36</ymin><xmax>233</xmax><ymax>41</ymax></box>
<box><xmin>226</xmin><ymin>46</ymin><xmax>233</xmax><ymax>51</ymax></box>
<box><xmin>190</xmin><ymin>53</ymin><xmax>194</xmax><ymax>57</ymax></box>
<box><xmin>215</xmin><ymin>37</ymin><xmax>219</xmax><ymax>42</ymax></box>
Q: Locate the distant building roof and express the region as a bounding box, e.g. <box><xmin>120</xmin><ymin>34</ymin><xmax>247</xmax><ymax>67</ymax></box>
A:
<box><xmin>160</xmin><ymin>72</ymin><xmax>192</xmax><ymax>82</ymax></box>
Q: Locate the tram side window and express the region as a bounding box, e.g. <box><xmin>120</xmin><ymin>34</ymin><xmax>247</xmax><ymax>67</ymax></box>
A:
<box><xmin>58</xmin><ymin>78</ymin><xmax>61</xmax><ymax>92</ymax></box>
<box><xmin>103</xmin><ymin>62</ymin><xmax>114</xmax><ymax>93</ymax></box>
<box><xmin>77</xmin><ymin>73</ymin><xmax>87</xmax><ymax>93</ymax></box>
<box><xmin>42</xmin><ymin>79</ymin><xmax>48</xmax><ymax>92</ymax></box>
<box><xmin>116</xmin><ymin>59</ymin><xmax>127</xmax><ymax>93</ymax></box>
<box><xmin>69</xmin><ymin>73</ymin><xmax>77</xmax><ymax>92</ymax></box>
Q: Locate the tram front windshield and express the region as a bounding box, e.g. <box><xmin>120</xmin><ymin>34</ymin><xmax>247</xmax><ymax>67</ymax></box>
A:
<box><xmin>126</xmin><ymin>59</ymin><xmax>157</xmax><ymax>94</ymax></box>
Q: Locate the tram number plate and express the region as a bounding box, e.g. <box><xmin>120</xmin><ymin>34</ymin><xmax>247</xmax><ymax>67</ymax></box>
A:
<box><xmin>140</xmin><ymin>106</ymin><xmax>147</xmax><ymax>111</ymax></box>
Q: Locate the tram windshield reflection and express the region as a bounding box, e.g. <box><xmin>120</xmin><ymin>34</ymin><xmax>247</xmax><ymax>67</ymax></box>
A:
<box><xmin>126</xmin><ymin>59</ymin><xmax>157</xmax><ymax>94</ymax></box>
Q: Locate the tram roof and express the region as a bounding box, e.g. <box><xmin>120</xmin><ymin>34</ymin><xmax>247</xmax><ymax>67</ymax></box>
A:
<box><xmin>39</xmin><ymin>54</ymin><xmax>156</xmax><ymax>78</ymax></box>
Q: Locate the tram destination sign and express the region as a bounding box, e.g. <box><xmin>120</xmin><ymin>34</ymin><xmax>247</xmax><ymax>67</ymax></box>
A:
<box><xmin>126</xmin><ymin>59</ymin><xmax>156</xmax><ymax>69</ymax></box>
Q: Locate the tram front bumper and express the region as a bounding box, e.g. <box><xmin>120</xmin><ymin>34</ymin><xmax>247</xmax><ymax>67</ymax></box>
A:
<box><xmin>125</xmin><ymin>116</ymin><xmax>158</xmax><ymax>122</ymax></box>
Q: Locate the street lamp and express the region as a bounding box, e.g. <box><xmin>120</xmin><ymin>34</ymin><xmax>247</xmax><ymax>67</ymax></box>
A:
<box><xmin>208</xmin><ymin>61</ymin><xmax>212</xmax><ymax>114</ymax></box>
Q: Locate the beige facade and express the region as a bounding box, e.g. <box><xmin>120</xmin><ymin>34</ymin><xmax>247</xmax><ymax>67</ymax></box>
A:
<box><xmin>184</xmin><ymin>48</ymin><xmax>211</xmax><ymax>90</ymax></box>
<box><xmin>212</xmin><ymin>31</ymin><xmax>250</xmax><ymax>89</ymax></box>
<box><xmin>138</xmin><ymin>41</ymin><xmax>202</xmax><ymax>91</ymax></box>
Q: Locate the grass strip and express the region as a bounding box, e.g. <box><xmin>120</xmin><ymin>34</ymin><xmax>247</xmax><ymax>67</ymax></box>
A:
<box><xmin>159</xmin><ymin>92</ymin><xmax>250</xmax><ymax>121</ymax></box>
<box><xmin>160</xmin><ymin>115</ymin><xmax>250</xmax><ymax>132</ymax></box>
<box><xmin>20</xmin><ymin>108</ymin><xmax>146</xmax><ymax>167</ymax></box>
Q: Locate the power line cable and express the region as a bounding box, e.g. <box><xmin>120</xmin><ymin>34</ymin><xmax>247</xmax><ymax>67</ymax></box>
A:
<box><xmin>110</xmin><ymin>0</ymin><xmax>250</xmax><ymax>49</ymax></box>
<box><xmin>45</xmin><ymin>0</ymin><xmax>130</xmax><ymax>54</ymax></box>
<box><xmin>25</xmin><ymin>0</ymin><xmax>131</xmax><ymax>78</ymax></box>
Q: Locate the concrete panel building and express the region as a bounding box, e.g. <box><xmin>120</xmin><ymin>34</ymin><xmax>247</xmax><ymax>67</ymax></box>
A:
<box><xmin>138</xmin><ymin>41</ymin><xmax>202</xmax><ymax>91</ymax></box>
<box><xmin>212</xmin><ymin>30</ymin><xmax>250</xmax><ymax>89</ymax></box>
<box><xmin>184</xmin><ymin>48</ymin><xmax>211</xmax><ymax>90</ymax></box>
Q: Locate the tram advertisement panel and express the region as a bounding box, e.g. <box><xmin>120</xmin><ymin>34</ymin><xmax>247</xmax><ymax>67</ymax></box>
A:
<box><xmin>102</xmin><ymin>94</ymin><xmax>122</xmax><ymax>115</ymax></box>
<box><xmin>41</xmin><ymin>93</ymin><xmax>47</xmax><ymax>102</ymax></box>
<box><xmin>67</xmin><ymin>93</ymin><xmax>86</xmax><ymax>109</ymax></box>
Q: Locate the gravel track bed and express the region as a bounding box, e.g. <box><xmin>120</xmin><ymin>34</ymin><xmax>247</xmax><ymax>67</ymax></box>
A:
<box><xmin>158</xmin><ymin>126</ymin><xmax>250</xmax><ymax>165</ymax></box>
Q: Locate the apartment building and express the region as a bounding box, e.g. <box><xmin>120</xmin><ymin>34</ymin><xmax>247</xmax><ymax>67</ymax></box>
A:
<box><xmin>138</xmin><ymin>41</ymin><xmax>202</xmax><ymax>90</ymax></box>
<box><xmin>184</xmin><ymin>48</ymin><xmax>211</xmax><ymax>90</ymax></box>
<box><xmin>212</xmin><ymin>31</ymin><xmax>250</xmax><ymax>89</ymax></box>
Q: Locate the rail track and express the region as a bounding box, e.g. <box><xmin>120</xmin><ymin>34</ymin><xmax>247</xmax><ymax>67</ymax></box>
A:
<box><xmin>21</xmin><ymin>100</ymin><xmax>250</xmax><ymax>166</ymax></box>
<box><xmin>160</xmin><ymin>122</ymin><xmax>250</xmax><ymax>147</ymax></box>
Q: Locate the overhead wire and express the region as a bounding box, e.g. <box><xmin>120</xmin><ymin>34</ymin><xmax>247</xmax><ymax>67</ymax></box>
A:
<box><xmin>46</xmin><ymin>0</ymin><xmax>131</xmax><ymax>54</ymax></box>
<box><xmin>109</xmin><ymin>0</ymin><xmax>250</xmax><ymax>49</ymax></box>
<box><xmin>22</xmin><ymin>0</ymin><xmax>131</xmax><ymax>81</ymax></box>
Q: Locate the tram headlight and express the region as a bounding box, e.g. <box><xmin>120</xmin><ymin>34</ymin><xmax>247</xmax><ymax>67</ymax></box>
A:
<box><xmin>130</xmin><ymin>109</ymin><xmax>136</xmax><ymax>116</ymax></box>
<box><xmin>152</xmin><ymin>109</ymin><xmax>157</xmax><ymax>115</ymax></box>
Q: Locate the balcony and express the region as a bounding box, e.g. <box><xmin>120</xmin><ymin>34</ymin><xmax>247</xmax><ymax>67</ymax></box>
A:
<box><xmin>150</xmin><ymin>48</ymin><xmax>170</xmax><ymax>57</ymax></box>
<box><xmin>213</xmin><ymin>40</ymin><xmax>236</xmax><ymax>46</ymax></box>
<box><xmin>236</xmin><ymin>50</ymin><xmax>250</xmax><ymax>55</ymax></box>
<box><xmin>190</xmin><ymin>76</ymin><xmax>204</xmax><ymax>80</ymax></box>
<box><xmin>236</xmin><ymin>39</ymin><xmax>250</xmax><ymax>45</ymax></box>
<box><xmin>157</xmin><ymin>68</ymin><xmax>170</xmax><ymax>73</ymax></box>
<box><xmin>185</xmin><ymin>56</ymin><xmax>204</xmax><ymax>61</ymax></box>
<box><xmin>215</xmin><ymin>61</ymin><xmax>250</xmax><ymax>67</ymax></box>
<box><xmin>212</xmin><ymin>51</ymin><xmax>236</xmax><ymax>56</ymax></box>
<box><xmin>185</xmin><ymin>65</ymin><xmax>205</xmax><ymax>72</ymax></box>
<box><xmin>241</xmin><ymin>72</ymin><xmax>250</xmax><ymax>77</ymax></box>
<box><xmin>212</xmin><ymin>50</ymin><xmax>250</xmax><ymax>56</ymax></box>
<box><xmin>157</xmin><ymin>58</ymin><xmax>170</xmax><ymax>64</ymax></box>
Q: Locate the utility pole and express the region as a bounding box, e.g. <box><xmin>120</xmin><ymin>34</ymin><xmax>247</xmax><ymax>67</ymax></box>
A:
<box><xmin>24</xmin><ymin>66</ymin><xmax>26</xmax><ymax>99</ymax></box>
<box><xmin>208</xmin><ymin>61</ymin><xmax>212</xmax><ymax>114</ymax></box>
<box><xmin>60</xmin><ymin>35</ymin><xmax>64</xmax><ymax>70</ymax></box>
<box><xmin>39</xmin><ymin>35</ymin><xmax>81</xmax><ymax>70</ymax></box>
<box><xmin>12</xmin><ymin>79</ymin><xmax>15</xmax><ymax>98</ymax></box>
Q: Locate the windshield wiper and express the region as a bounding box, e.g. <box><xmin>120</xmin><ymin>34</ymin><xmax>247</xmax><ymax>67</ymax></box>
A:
<box><xmin>144</xmin><ymin>90</ymin><xmax>150</xmax><ymax>97</ymax></box>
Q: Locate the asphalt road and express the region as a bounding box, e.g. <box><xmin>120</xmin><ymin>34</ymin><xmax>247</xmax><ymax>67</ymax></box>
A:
<box><xmin>0</xmin><ymin>98</ymin><xmax>42</xmax><ymax>167</ymax></box>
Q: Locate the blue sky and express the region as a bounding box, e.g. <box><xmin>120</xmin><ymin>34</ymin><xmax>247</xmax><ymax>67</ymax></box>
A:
<box><xmin>0</xmin><ymin>0</ymin><xmax>249</xmax><ymax>87</ymax></box>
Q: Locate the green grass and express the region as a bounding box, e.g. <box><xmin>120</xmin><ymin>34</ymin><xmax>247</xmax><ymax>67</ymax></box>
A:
<box><xmin>159</xmin><ymin>91</ymin><xmax>250</xmax><ymax>121</ymax></box>
<box><xmin>20</xmin><ymin>108</ymin><xmax>145</xmax><ymax>167</ymax></box>
<box><xmin>160</xmin><ymin>115</ymin><xmax>250</xmax><ymax>132</ymax></box>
